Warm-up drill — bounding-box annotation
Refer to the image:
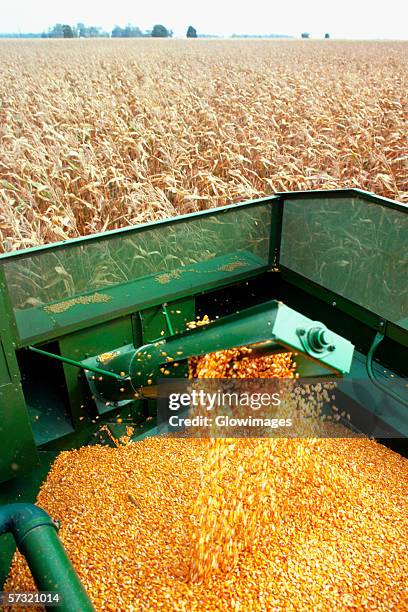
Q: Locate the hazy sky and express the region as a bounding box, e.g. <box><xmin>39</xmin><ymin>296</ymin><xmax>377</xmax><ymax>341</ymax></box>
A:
<box><xmin>2</xmin><ymin>0</ymin><xmax>408</xmax><ymax>39</ymax></box>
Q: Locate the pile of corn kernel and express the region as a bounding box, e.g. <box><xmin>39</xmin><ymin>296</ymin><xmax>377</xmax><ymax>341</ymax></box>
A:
<box><xmin>5</xmin><ymin>351</ymin><xmax>408</xmax><ymax>611</ymax></box>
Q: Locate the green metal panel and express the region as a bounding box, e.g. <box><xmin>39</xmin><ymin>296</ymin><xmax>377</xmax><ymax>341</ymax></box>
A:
<box><xmin>0</xmin><ymin>270</ymin><xmax>38</xmax><ymax>483</ymax></box>
<box><xmin>0</xmin><ymin>199</ymin><xmax>276</xmax><ymax>345</ymax></box>
<box><xmin>18</xmin><ymin>344</ymin><xmax>74</xmax><ymax>447</ymax></box>
<box><xmin>0</xmin><ymin>384</ymin><xmax>39</xmax><ymax>481</ymax></box>
<box><xmin>279</xmin><ymin>191</ymin><xmax>408</xmax><ymax>330</ymax></box>
<box><xmin>59</xmin><ymin>317</ymin><xmax>136</xmax><ymax>422</ymax></box>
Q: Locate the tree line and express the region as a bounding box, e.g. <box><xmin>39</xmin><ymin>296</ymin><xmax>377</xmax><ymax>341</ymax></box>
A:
<box><xmin>39</xmin><ymin>23</ymin><xmax>198</xmax><ymax>39</ymax></box>
<box><xmin>0</xmin><ymin>25</ymin><xmax>331</xmax><ymax>40</ymax></box>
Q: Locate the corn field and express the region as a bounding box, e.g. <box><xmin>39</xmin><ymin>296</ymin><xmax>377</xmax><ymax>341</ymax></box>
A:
<box><xmin>0</xmin><ymin>39</ymin><xmax>407</xmax><ymax>252</ymax></box>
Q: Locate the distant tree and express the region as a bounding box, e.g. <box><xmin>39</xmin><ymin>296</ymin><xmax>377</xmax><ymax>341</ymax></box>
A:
<box><xmin>151</xmin><ymin>24</ymin><xmax>170</xmax><ymax>37</ymax></box>
<box><xmin>62</xmin><ymin>24</ymin><xmax>74</xmax><ymax>38</ymax></box>
<box><xmin>186</xmin><ymin>25</ymin><xmax>197</xmax><ymax>38</ymax></box>
<box><xmin>125</xmin><ymin>24</ymin><xmax>143</xmax><ymax>37</ymax></box>
<box><xmin>301</xmin><ymin>32</ymin><xmax>310</xmax><ymax>39</ymax></box>
<box><xmin>76</xmin><ymin>23</ymin><xmax>87</xmax><ymax>37</ymax></box>
<box><xmin>44</xmin><ymin>22</ymin><xmax>113</xmax><ymax>39</ymax></box>
<box><xmin>112</xmin><ymin>24</ymin><xmax>143</xmax><ymax>37</ymax></box>
<box><xmin>48</xmin><ymin>23</ymin><xmax>64</xmax><ymax>38</ymax></box>
<box><xmin>324</xmin><ymin>32</ymin><xmax>330</xmax><ymax>39</ymax></box>
<box><xmin>88</xmin><ymin>26</ymin><xmax>101</xmax><ymax>37</ymax></box>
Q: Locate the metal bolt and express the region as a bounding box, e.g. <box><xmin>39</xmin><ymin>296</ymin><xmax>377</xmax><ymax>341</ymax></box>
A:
<box><xmin>328</xmin><ymin>345</ymin><xmax>335</xmax><ymax>352</ymax></box>
<box><xmin>298</xmin><ymin>328</ymin><xmax>306</xmax><ymax>336</ymax></box>
<box><xmin>332</xmin><ymin>301</ymin><xmax>337</xmax><ymax>307</ymax></box>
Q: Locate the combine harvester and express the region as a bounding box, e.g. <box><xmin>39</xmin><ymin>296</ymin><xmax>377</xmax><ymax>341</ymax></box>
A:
<box><xmin>0</xmin><ymin>188</ymin><xmax>406</xmax><ymax>609</ymax></box>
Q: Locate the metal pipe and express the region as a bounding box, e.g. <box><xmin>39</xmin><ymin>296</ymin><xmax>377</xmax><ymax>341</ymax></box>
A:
<box><xmin>28</xmin><ymin>345</ymin><xmax>126</xmax><ymax>381</ymax></box>
<box><xmin>85</xmin><ymin>300</ymin><xmax>354</xmax><ymax>402</ymax></box>
<box><xmin>162</xmin><ymin>303</ymin><xmax>175</xmax><ymax>336</ymax></box>
<box><xmin>0</xmin><ymin>503</ymin><xmax>94</xmax><ymax>611</ymax></box>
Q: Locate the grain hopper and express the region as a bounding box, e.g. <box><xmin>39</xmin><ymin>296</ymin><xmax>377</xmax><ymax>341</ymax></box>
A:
<box><xmin>0</xmin><ymin>188</ymin><xmax>407</xmax><ymax>609</ymax></box>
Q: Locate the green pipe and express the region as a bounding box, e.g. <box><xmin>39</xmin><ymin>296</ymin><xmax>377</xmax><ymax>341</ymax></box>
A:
<box><xmin>0</xmin><ymin>503</ymin><xmax>94</xmax><ymax>611</ymax></box>
<box><xmin>28</xmin><ymin>345</ymin><xmax>126</xmax><ymax>381</ymax></box>
<box><xmin>366</xmin><ymin>331</ymin><xmax>408</xmax><ymax>408</ymax></box>
<box><xmin>162</xmin><ymin>303</ymin><xmax>175</xmax><ymax>336</ymax></box>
